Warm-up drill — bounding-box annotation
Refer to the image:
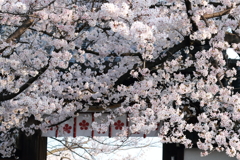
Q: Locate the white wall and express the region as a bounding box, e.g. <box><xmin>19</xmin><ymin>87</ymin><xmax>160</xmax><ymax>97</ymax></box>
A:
<box><xmin>184</xmin><ymin>148</ymin><xmax>237</xmax><ymax>160</ymax></box>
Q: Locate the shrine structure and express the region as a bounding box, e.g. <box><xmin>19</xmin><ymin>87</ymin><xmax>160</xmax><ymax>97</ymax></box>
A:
<box><xmin>42</xmin><ymin>113</ymin><xmax>160</xmax><ymax>138</ymax></box>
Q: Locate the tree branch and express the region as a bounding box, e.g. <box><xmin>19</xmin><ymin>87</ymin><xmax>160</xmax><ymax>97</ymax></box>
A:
<box><xmin>146</xmin><ymin>38</ymin><xmax>188</xmax><ymax>70</ymax></box>
<box><xmin>113</xmin><ymin>63</ymin><xmax>138</xmax><ymax>87</ymax></box>
<box><xmin>48</xmin><ymin>137</ymin><xmax>90</xmax><ymax>160</ymax></box>
<box><xmin>209</xmin><ymin>2</ymin><xmax>223</xmax><ymax>7</ymax></box>
<box><xmin>0</xmin><ymin>59</ymin><xmax>50</xmax><ymax>102</ymax></box>
<box><xmin>32</xmin><ymin>0</ymin><xmax>56</xmax><ymax>12</ymax></box>
<box><xmin>184</xmin><ymin>0</ymin><xmax>198</xmax><ymax>32</ymax></box>
<box><xmin>6</xmin><ymin>18</ymin><xmax>34</xmax><ymax>43</ymax></box>
<box><xmin>225</xmin><ymin>32</ymin><xmax>240</xmax><ymax>44</ymax></box>
<box><xmin>202</xmin><ymin>8</ymin><xmax>232</xmax><ymax>19</ymax></box>
<box><xmin>113</xmin><ymin>38</ymin><xmax>188</xmax><ymax>87</ymax></box>
<box><xmin>201</xmin><ymin>15</ymin><xmax>209</xmax><ymax>27</ymax></box>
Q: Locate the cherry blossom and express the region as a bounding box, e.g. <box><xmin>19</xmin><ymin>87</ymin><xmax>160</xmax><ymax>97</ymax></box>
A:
<box><xmin>1</xmin><ymin>0</ymin><xmax>240</xmax><ymax>159</ymax></box>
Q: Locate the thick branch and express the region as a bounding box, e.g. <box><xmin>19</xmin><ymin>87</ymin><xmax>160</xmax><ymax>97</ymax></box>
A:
<box><xmin>146</xmin><ymin>38</ymin><xmax>188</xmax><ymax>70</ymax></box>
<box><xmin>6</xmin><ymin>18</ymin><xmax>34</xmax><ymax>43</ymax></box>
<box><xmin>0</xmin><ymin>60</ymin><xmax>50</xmax><ymax>102</ymax></box>
<box><xmin>88</xmin><ymin>103</ymin><xmax>121</xmax><ymax>111</ymax></box>
<box><xmin>200</xmin><ymin>4</ymin><xmax>240</xmax><ymax>27</ymax></box>
<box><xmin>121</xmin><ymin>52</ymin><xmax>141</xmax><ymax>57</ymax></box>
<box><xmin>184</xmin><ymin>0</ymin><xmax>198</xmax><ymax>32</ymax></box>
<box><xmin>113</xmin><ymin>38</ymin><xmax>188</xmax><ymax>87</ymax></box>
<box><xmin>224</xmin><ymin>32</ymin><xmax>240</xmax><ymax>44</ymax></box>
<box><xmin>202</xmin><ymin>8</ymin><xmax>232</xmax><ymax>19</ymax></box>
<box><xmin>83</xmin><ymin>49</ymin><xmax>141</xmax><ymax>58</ymax></box>
<box><xmin>209</xmin><ymin>2</ymin><xmax>223</xmax><ymax>7</ymax></box>
<box><xmin>48</xmin><ymin>103</ymin><xmax>121</xmax><ymax>127</ymax></box>
<box><xmin>76</xmin><ymin>22</ymin><xmax>88</xmax><ymax>33</ymax></box>
<box><xmin>113</xmin><ymin>63</ymin><xmax>138</xmax><ymax>87</ymax></box>
<box><xmin>201</xmin><ymin>15</ymin><xmax>209</xmax><ymax>27</ymax></box>
<box><xmin>84</xmin><ymin>49</ymin><xmax>99</xmax><ymax>55</ymax></box>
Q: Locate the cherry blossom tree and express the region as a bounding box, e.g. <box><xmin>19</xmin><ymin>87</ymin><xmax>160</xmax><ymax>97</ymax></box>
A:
<box><xmin>1</xmin><ymin>0</ymin><xmax>240</xmax><ymax>159</ymax></box>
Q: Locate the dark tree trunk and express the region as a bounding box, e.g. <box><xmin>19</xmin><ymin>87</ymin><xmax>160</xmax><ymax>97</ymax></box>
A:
<box><xmin>0</xmin><ymin>131</ymin><xmax>47</xmax><ymax>160</ymax></box>
<box><xmin>0</xmin><ymin>116</ymin><xmax>47</xmax><ymax>160</ymax></box>
<box><xmin>162</xmin><ymin>143</ymin><xmax>184</xmax><ymax>160</ymax></box>
<box><xmin>18</xmin><ymin>130</ymin><xmax>47</xmax><ymax>160</ymax></box>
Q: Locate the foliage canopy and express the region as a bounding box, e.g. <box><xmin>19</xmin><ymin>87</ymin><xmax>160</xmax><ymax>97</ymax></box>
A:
<box><xmin>1</xmin><ymin>0</ymin><xmax>240</xmax><ymax>158</ymax></box>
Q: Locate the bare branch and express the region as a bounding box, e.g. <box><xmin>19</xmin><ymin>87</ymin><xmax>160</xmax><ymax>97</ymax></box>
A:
<box><xmin>202</xmin><ymin>8</ymin><xmax>232</xmax><ymax>19</ymax></box>
<box><xmin>48</xmin><ymin>137</ymin><xmax>91</xmax><ymax>160</ymax></box>
<box><xmin>47</xmin><ymin>146</ymin><xmax>80</xmax><ymax>156</ymax></box>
